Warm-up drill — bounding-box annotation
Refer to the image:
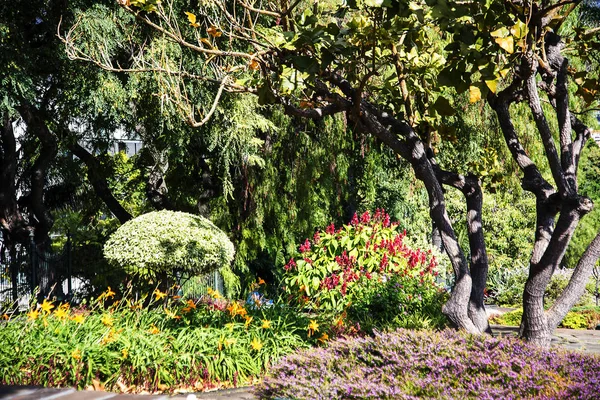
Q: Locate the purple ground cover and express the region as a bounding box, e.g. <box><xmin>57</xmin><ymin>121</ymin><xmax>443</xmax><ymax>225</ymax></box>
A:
<box><xmin>255</xmin><ymin>329</ymin><xmax>600</xmax><ymax>399</ymax></box>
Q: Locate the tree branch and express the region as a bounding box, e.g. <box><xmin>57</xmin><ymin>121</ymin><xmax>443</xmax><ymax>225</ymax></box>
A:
<box><xmin>524</xmin><ymin>56</ymin><xmax>570</xmax><ymax>195</ymax></box>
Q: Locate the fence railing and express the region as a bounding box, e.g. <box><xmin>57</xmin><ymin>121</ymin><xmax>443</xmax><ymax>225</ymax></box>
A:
<box><xmin>0</xmin><ymin>232</ymin><xmax>224</xmax><ymax>309</ymax></box>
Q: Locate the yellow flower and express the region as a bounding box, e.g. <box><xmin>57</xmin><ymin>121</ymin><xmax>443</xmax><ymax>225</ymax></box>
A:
<box><xmin>244</xmin><ymin>316</ymin><xmax>253</xmax><ymax>329</ymax></box>
<box><xmin>101</xmin><ymin>314</ymin><xmax>114</xmax><ymax>327</ymax></box>
<box><xmin>121</xmin><ymin>348</ymin><xmax>129</xmax><ymax>359</ymax></box>
<box><xmin>207</xmin><ymin>287</ymin><xmax>222</xmax><ymax>299</ymax></box>
<box><xmin>27</xmin><ymin>309</ymin><xmax>39</xmax><ymax>321</ymax></box>
<box><xmin>261</xmin><ymin>319</ymin><xmax>271</xmax><ymax>329</ymax></box>
<box><xmin>154</xmin><ymin>289</ymin><xmax>167</xmax><ymax>301</ymax></box>
<box><xmin>307</xmin><ymin>320</ymin><xmax>319</xmax><ymax>337</ymax></box>
<box><xmin>149</xmin><ymin>324</ymin><xmax>160</xmax><ymax>335</ymax></box>
<box><xmin>225</xmin><ymin>323</ymin><xmax>235</xmax><ymax>332</ymax></box>
<box><xmin>71</xmin><ymin>314</ymin><xmax>85</xmax><ymax>324</ymax></box>
<box><xmin>164</xmin><ymin>307</ymin><xmax>180</xmax><ymax>320</ymax></box>
<box><xmin>224</xmin><ymin>337</ymin><xmax>237</xmax><ymax>347</ymax></box>
<box><xmin>250</xmin><ymin>337</ymin><xmax>263</xmax><ymax>351</ymax></box>
<box><xmin>53</xmin><ymin>307</ymin><xmax>69</xmax><ymax>320</ymax></box>
<box><xmin>318</xmin><ymin>333</ymin><xmax>329</xmax><ymax>343</ymax></box>
<box><xmin>71</xmin><ymin>349</ymin><xmax>81</xmax><ymax>360</ymax></box>
<box><xmin>105</xmin><ymin>287</ymin><xmax>116</xmax><ymax>298</ymax></box>
<box><xmin>100</xmin><ymin>328</ymin><xmax>121</xmax><ymax>345</ymax></box>
<box><xmin>40</xmin><ymin>299</ymin><xmax>54</xmax><ymax>314</ymax></box>
<box><xmin>257</xmin><ymin>277</ymin><xmax>266</xmax><ymax>286</ymax></box>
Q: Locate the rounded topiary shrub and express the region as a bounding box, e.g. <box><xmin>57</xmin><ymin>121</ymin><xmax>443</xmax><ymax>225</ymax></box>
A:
<box><xmin>104</xmin><ymin>210</ymin><xmax>234</xmax><ymax>279</ymax></box>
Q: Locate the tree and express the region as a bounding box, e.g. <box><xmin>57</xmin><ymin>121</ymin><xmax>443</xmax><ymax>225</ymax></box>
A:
<box><xmin>62</xmin><ymin>0</ymin><xmax>600</xmax><ymax>346</ymax></box>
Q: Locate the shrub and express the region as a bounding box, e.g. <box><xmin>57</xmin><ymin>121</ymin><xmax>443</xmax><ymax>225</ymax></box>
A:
<box><xmin>491</xmin><ymin>307</ymin><xmax>600</xmax><ymax>330</ymax></box>
<box><xmin>489</xmin><ymin>309</ymin><xmax>523</xmax><ymax>326</ymax></box>
<box><xmin>569</xmin><ymin>306</ymin><xmax>600</xmax><ymax>330</ymax></box>
<box><xmin>281</xmin><ymin>210</ymin><xmax>445</xmax><ymax>330</ymax></box>
<box><xmin>256</xmin><ymin>329</ymin><xmax>600</xmax><ymax>399</ymax></box>
<box><xmin>486</xmin><ymin>266</ymin><xmax>596</xmax><ymax>308</ymax></box>
<box><xmin>104</xmin><ymin>210</ymin><xmax>235</xmax><ymax>280</ymax></box>
<box><xmin>0</xmin><ymin>285</ymin><xmax>322</xmax><ymax>393</ymax></box>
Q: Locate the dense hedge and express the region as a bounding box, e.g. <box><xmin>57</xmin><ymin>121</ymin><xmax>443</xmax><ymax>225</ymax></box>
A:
<box><xmin>104</xmin><ymin>210</ymin><xmax>234</xmax><ymax>278</ymax></box>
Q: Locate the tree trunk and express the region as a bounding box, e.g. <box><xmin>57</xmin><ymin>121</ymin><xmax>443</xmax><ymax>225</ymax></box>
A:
<box><xmin>68</xmin><ymin>142</ymin><xmax>133</xmax><ymax>224</ymax></box>
<box><xmin>16</xmin><ymin>103</ymin><xmax>57</xmax><ymax>245</ymax></box>
<box><xmin>0</xmin><ymin>113</ymin><xmax>31</xmax><ymax>244</ymax></box>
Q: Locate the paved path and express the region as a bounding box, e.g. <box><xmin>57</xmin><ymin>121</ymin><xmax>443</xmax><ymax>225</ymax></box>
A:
<box><xmin>492</xmin><ymin>325</ymin><xmax>600</xmax><ymax>354</ymax></box>
<box><xmin>3</xmin><ymin>325</ymin><xmax>600</xmax><ymax>399</ymax></box>
<box><xmin>0</xmin><ymin>387</ymin><xmax>256</xmax><ymax>400</ymax></box>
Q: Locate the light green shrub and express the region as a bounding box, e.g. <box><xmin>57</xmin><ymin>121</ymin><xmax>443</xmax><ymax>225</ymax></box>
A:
<box><xmin>104</xmin><ymin>210</ymin><xmax>235</xmax><ymax>279</ymax></box>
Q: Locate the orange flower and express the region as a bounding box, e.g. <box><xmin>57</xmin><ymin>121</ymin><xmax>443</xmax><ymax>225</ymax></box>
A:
<box><xmin>318</xmin><ymin>333</ymin><xmax>329</xmax><ymax>343</ymax></box>
<box><xmin>257</xmin><ymin>277</ymin><xmax>266</xmax><ymax>286</ymax></box>
<box><xmin>244</xmin><ymin>316</ymin><xmax>253</xmax><ymax>329</ymax></box>
<box><xmin>71</xmin><ymin>349</ymin><xmax>82</xmax><ymax>360</ymax></box>
<box><xmin>148</xmin><ymin>324</ymin><xmax>160</xmax><ymax>335</ymax></box>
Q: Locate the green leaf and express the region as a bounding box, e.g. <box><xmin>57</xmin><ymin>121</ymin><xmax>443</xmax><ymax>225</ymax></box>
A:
<box><xmin>433</xmin><ymin>96</ymin><xmax>456</xmax><ymax>116</ymax></box>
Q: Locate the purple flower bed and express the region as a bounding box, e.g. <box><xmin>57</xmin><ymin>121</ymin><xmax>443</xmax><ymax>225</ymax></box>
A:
<box><xmin>255</xmin><ymin>329</ymin><xmax>600</xmax><ymax>399</ymax></box>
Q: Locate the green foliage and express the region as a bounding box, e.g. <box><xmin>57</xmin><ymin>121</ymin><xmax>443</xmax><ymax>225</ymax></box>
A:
<box><xmin>489</xmin><ymin>309</ymin><xmax>523</xmax><ymax>326</ymax></box>
<box><xmin>104</xmin><ymin>210</ymin><xmax>235</xmax><ymax>279</ymax></box>
<box><xmin>491</xmin><ymin>306</ymin><xmax>600</xmax><ymax>330</ymax></box>
<box><xmin>0</xmin><ymin>288</ymin><xmax>320</xmax><ymax>392</ymax></box>
<box><xmin>486</xmin><ymin>266</ymin><xmax>529</xmax><ymax>307</ymax></box>
<box><xmin>347</xmin><ymin>273</ymin><xmax>448</xmax><ymax>332</ymax></box>
<box><xmin>565</xmin><ymin>141</ymin><xmax>600</xmax><ymax>269</ymax></box>
<box><xmin>282</xmin><ymin>210</ymin><xmax>444</xmax><ymax>325</ymax></box>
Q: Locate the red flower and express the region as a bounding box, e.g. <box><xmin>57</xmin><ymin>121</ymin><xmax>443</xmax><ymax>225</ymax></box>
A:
<box><xmin>360</xmin><ymin>210</ymin><xmax>371</xmax><ymax>224</ymax></box>
<box><xmin>299</xmin><ymin>239</ymin><xmax>311</xmax><ymax>253</ymax></box>
<box><xmin>351</xmin><ymin>213</ymin><xmax>359</xmax><ymax>225</ymax></box>
<box><xmin>383</xmin><ymin>214</ymin><xmax>390</xmax><ymax>227</ymax></box>
<box><xmin>284</xmin><ymin>258</ymin><xmax>296</xmax><ymax>271</ymax></box>
<box><xmin>326</xmin><ymin>223</ymin><xmax>336</xmax><ymax>234</ymax></box>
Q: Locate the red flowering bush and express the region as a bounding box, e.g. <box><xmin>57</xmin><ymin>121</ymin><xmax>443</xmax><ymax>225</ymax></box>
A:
<box><xmin>282</xmin><ymin>210</ymin><xmax>445</xmax><ymax>328</ymax></box>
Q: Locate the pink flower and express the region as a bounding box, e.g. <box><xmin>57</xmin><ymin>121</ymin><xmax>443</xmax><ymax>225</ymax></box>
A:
<box><xmin>351</xmin><ymin>213</ymin><xmax>359</xmax><ymax>225</ymax></box>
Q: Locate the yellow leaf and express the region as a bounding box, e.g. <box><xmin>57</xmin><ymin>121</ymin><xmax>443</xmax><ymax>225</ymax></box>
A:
<box><xmin>207</xmin><ymin>26</ymin><xmax>222</xmax><ymax>38</ymax></box>
<box><xmin>184</xmin><ymin>12</ymin><xmax>200</xmax><ymax>28</ymax></box>
<box><xmin>511</xmin><ymin>20</ymin><xmax>528</xmax><ymax>39</ymax></box>
<box><xmin>469</xmin><ymin>86</ymin><xmax>482</xmax><ymax>103</ymax></box>
<box><xmin>485</xmin><ymin>79</ymin><xmax>498</xmax><ymax>93</ymax></box>
<box><xmin>499</xmin><ymin>68</ymin><xmax>511</xmax><ymax>79</ymax></box>
<box><xmin>495</xmin><ymin>36</ymin><xmax>514</xmax><ymax>54</ymax></box>
<box><xmin>490</xmin><ymin>27</ymin><xmax>510</xmax><ymax>38</ymax></box>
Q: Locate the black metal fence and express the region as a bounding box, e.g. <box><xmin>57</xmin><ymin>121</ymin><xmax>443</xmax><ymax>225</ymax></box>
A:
<box><xmin>0</xmin><ymin>232</ymin><xmax>224</xmax><ymax>309</ymax></box>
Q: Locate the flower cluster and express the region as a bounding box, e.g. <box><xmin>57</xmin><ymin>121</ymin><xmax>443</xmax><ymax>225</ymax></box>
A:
<box><xmin>282</xmin><ymin>210</ymin><xmax>442</xmax><ymax>317</ymax></box>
